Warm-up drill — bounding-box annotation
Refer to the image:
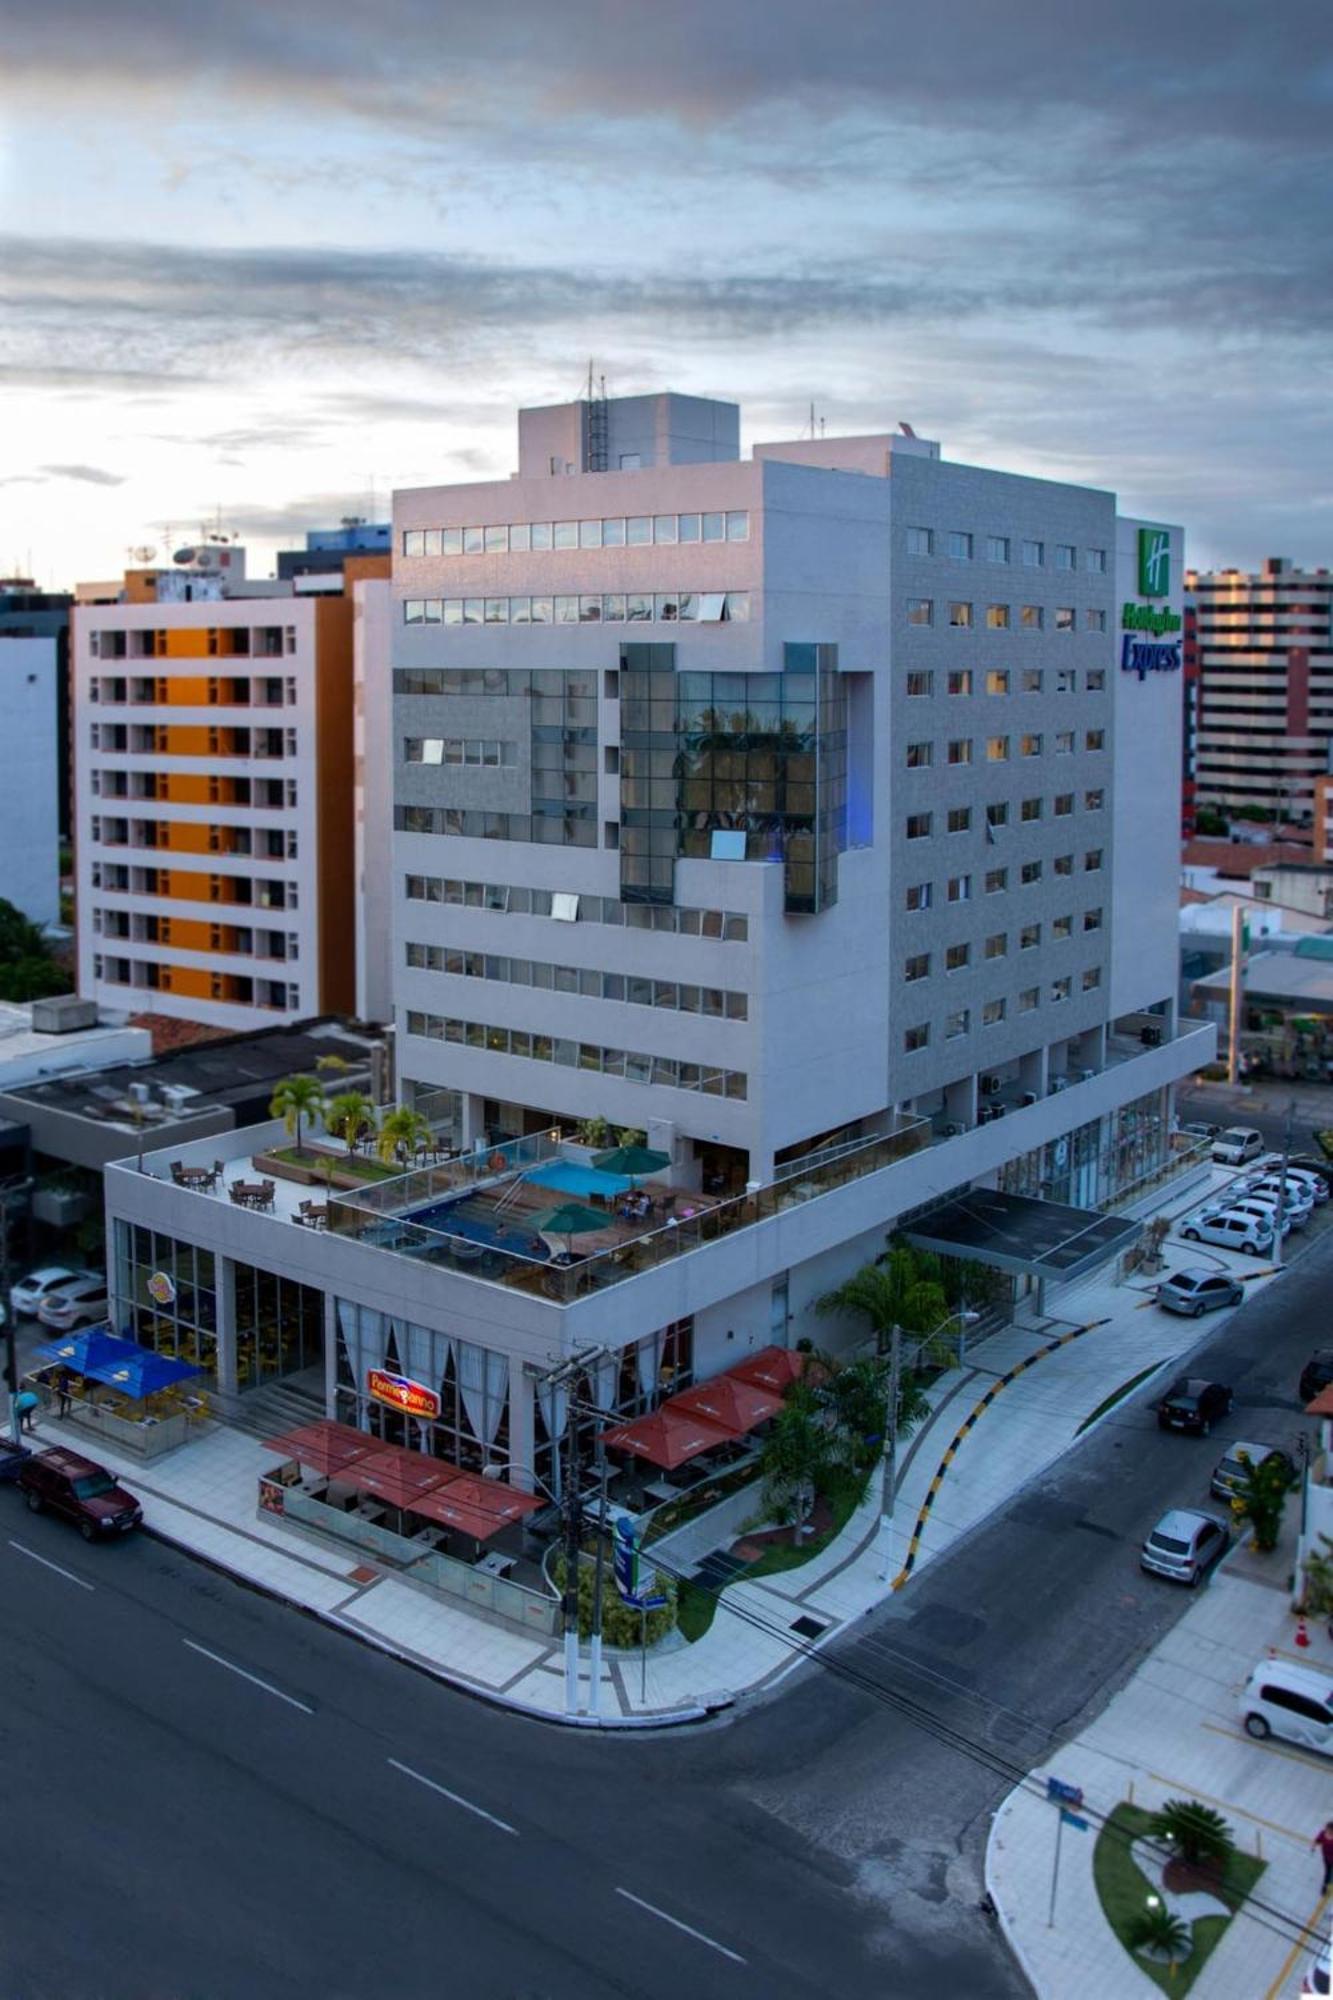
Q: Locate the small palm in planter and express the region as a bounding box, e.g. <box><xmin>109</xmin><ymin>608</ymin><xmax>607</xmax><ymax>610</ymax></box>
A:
<box><xmin>1149</xmin><ymin>1797</ymin><xmax>1235</xmax><ymax>1894</ymax></box>
<box><xmin>1229</xmin><ymin>1450</ymin><xmax>1295</xmax><ymax>1552</ymax></box>
<box><xmin>1129</xmin><ymin>1901</ymin><xmax>1190</xmax><ymax>1964</ymax></box>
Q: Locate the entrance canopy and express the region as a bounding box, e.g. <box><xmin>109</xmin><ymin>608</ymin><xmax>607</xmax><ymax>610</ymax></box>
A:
<box><xmin>905</xmin><ymin>1188</ymin><xmax>1140</xmax><ymax>1285</ymax></box>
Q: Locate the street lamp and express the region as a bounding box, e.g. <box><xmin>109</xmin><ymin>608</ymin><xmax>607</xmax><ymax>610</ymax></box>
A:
<box><xmin>876</xmin><ymin>1308</ymin><xmax>980</xmax><ymax>1585</ymax></box>
<box><xmin>0</xmin><ymin>1178</ymin><xmax>35</xmax><ymax>1449</ymax></box>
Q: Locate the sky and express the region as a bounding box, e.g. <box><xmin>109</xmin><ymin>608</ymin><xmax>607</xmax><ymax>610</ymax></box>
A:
<box><xmin>2</xmin><ymin>0</ymin><xmax>1331</xmax><ymax>589</ymax></box>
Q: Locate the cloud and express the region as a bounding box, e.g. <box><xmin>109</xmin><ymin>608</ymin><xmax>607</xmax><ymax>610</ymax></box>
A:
<box><xmin>40</xmin><ymin>462</ymin><xmax>125</xmax><ymax>485</ymax></box>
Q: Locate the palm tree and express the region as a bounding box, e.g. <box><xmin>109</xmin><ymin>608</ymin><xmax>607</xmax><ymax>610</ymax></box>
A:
<box><xmin>268</xmin><ymin>1074</ymin><xmax>324</xmax><ymax>1157</ymax></box>
<box><xmin>818</xmin><ymin>1245</ymin><xmax>949</xmax><ymax>1346</ymax></box>
<box><xmin>759</xmin><ymin>1386</ymin><xmax>848</xmax><ymax>1544</ymax></box>
<box><xmin>1148</xmin><ymin>1798</ymin><xmax>1234</xmax><ymax>1869</ymax></box>
<box><xmin>325</xmin><ymin>1090</ymin><xmax>376</xmax><ymax>1157</ymax></box>
<box><xmin>376</xmin><ymin>1107</ymin><xmax>433</xmax><ymax>1168</ymax></box>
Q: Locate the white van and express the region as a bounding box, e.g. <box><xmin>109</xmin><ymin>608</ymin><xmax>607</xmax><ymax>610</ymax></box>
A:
<box><xmin>1213</xmin><ymin>1127</ymin><xmax>1265</xmax><ymax>1166</ymax></box>
<box><xmin>1239</xmin><ymin>1660</ymin><xmax>1333</xmax><ymax>1753</ymax></box>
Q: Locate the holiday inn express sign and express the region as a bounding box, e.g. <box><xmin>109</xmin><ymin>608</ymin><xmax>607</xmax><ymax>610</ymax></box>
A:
<box><xmin>1122</xmin><ymin>527</ymin><xmax>1181</xmax><ymax>679</ymax></box>
<box><xmin>1138</xmin><ymin>526</ymin><xmax>1171</xmax><ymax>599</ymax></box>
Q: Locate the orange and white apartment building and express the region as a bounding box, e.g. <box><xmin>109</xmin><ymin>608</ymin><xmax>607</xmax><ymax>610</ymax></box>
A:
<box><xmin>73</xmin><ymin>548</ymin><xmax>390</xmax><ymax>1033</ymax></box>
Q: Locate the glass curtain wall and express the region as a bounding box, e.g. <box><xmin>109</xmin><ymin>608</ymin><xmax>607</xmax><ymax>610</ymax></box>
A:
<box><xmin>232</xmin><ymin>1263</ymin><xmax>323</xmax><ymax>1387</ymax></box>
<box><xmin>116</xmin><ymin>1223</ymin><xmax>217</xmax><ymax>1377</ymax></box>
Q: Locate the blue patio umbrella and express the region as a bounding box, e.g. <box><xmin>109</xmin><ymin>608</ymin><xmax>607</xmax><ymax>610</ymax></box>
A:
<box><xmin>33</xmin><ymin>1326</ymin><xmax>130</xmax><ymax>1376</ymax></box>
<box><xmin>89</xmin><ymin>1349</ymin><xmax>202</xmax><ymax>1400</ymax></box>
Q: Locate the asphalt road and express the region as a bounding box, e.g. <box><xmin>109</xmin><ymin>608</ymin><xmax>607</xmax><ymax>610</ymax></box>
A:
<box><xmin>4</xmin><ymin>1216</ymin><xmax>1331</xmax><ymax>1999</ymax></box>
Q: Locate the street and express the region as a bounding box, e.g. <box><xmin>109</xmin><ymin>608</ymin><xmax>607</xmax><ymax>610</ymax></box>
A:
<box><xmin>4</xmin><ymin>1219</ymin><xmax>1330</xmax><ymax>1999</ymax></box>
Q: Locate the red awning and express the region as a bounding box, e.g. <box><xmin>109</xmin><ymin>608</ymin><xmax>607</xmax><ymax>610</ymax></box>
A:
<box><xmin>426</xmin><ymin>1473</ymin><xmax>542</xmax><ymax>1527</ymax></box>
<box><xmin>600</xmin><ymin>1407</ymin><xmax>734</xmax><ymax>1470</ymax></box>
<box><xmin>265</xmin><ymin>1419</ymin><xmax>378</xmax><ymax>1478</ymax></box>
<box><xmin>668</xmin><ymin>1375</ymin><xmax>784</xmax><ymax>1434</ymax></box>
<box><xmin>345</xmin><ymin>1443</ymin><xmax>457</xmax><ymax>1509</ymax></box>
<box><xmin>726</xmin><ymin>1345</ymin><xmax>808</xmax><ymax>1395</ymax></box>
<box><xmin>407</xmin><ymin>1480</ymin><xmax>534</xmax><ymax>1542</ymax></box>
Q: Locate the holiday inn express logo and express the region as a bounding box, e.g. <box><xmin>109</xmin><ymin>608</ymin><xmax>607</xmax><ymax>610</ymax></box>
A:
<box><xmin>1138</xmin><ymin>527</ymin><xmax>1171</xmax><ymax>598</ymax></box>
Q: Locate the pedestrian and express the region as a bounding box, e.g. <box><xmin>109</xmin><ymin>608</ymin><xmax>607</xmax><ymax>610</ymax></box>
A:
<box><xmin>55</xmin><ymin>1367</ymin><xmax>72</xmax><ymax>1419</ymax></box>
<box><xmin>13</xmin><ymin>1391</ymin><xmax>39</xmax><ymax>1435</ymax></box>
<box><xmin>1314</xmin><ymin>1822</ymin><xmax>1333</xmax><ymax>1894</ymax></box>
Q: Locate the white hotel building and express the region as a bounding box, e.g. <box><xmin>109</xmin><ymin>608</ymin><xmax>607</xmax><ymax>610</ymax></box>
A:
<box><xmin>105</xmin><ymin>393</ymin><xmax>1211</xmax><ymax>1506</ymax></box>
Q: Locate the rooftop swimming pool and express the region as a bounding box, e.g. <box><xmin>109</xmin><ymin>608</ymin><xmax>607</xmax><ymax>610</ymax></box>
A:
<box><xmin>407</xmin><ymin>1193</ymin><xmax>548</xmax><ymax>1260</ymax></box>
<box><xmin>523</xmin><ymin>1160</ymin><xmax>633</xmax><ymax>1199</ymax></box>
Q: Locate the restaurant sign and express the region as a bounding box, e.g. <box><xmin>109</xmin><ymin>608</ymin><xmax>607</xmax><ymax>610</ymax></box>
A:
<box><xmin>367</xmin><ymin>1368</ymin><xmax>441</xmax><ymax>1421</ymax></box>
<box><xmin>146</xmin><ymin>1271</ymin><xmax>177</xmax><ymax>1305</ymax></box>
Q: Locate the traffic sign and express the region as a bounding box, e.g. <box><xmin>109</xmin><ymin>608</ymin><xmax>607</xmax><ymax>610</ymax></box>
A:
<box><xmin>1059</xmin><ymin>1810</ymin><xmax>1090</xmax><ymax>1832</ymax></box>
<box><xmin>1046</xmin><ymin>1777</ymin><xmax>1084</xmax><ymax>1808</ymax></box>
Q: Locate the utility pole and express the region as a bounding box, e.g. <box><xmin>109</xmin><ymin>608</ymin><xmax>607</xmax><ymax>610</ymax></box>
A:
<box><xmin>587</xmin><ymin>1434</ymin><xmax>610</xmax><ymax>1719</ymax></box>
<box><xmin>876</xmin><ymin>1324</ymin><xmax>902</xmax><ymax>1583</ymax></box>
<box><xmin>1227</xmin><ymin>902</ymin><xmax>1245</xmax><ymax>1085</ymax></box>
<box><xmin>526</xmin><ymin>1346</ymin><xmax>613</xmax><ymax>1717</ymax></box>
<box><xmin>0</xmin><ymin>1180</ymin><xmax>34</xmax><ymax>1448</ymax></box>
<box><xmin>1275</xmin><ymin>1097</ymin><xmax>1296</xmax><ymax>1272</ymax></box>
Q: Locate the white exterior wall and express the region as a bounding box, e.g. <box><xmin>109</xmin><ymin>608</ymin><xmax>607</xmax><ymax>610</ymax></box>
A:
<box><xmin>73</xmin><ymin>598</ymin><xmax>324</xmax><ymax>1032</ymax></box>
<box><xmin>353</xmin><ymin>577</ymin><xmax>394</xmax><ymax>1023</ymax></box>
<box><xmin>0</xmin><ymin>637</ymin><xmax>60</xmax><ymax>928</ymax></box>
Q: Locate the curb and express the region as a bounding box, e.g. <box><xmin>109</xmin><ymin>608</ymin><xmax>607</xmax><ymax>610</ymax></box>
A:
<box><xmin>984</xmin><ymin>1793</ymin><xmax>1046</xmax><ymax>2000</ymax></box>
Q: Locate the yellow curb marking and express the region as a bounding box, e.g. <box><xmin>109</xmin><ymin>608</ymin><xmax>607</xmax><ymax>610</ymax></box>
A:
<box><xmin>1150</xmin><ymin>1755</ymin><xmax>1309</xmax><ymax>1845</ymax></box>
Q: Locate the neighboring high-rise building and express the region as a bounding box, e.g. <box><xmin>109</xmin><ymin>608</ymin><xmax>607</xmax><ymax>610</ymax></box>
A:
<box><xmin>1186</xmin><ymin>556</ymin><xmax>1333</xmax><ymax>821</ymax></box>
<box><xmin>277</xmin><ymin>519</ymin><xmax>392</xmax><ymax>584</ymax></box>
<box><xmin>0</xmin><ymin>579</ymin><xmax>74</xmax><ymax>840</ymax></box>
<box><xmin>72</xmin><ymin>546</ymin><xmax>391</xmax><ymax>1033</ymax></box>
<box><xmin>0</xmin><ymin>636</ymin><xmax>60</xmax><ymax>927</ymax></box>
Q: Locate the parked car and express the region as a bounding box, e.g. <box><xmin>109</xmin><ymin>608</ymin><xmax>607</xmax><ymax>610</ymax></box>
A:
<box><xmin>1239</xmin><ymin>1659</ymin><xmax>1333</xmax><ymax>1753</ymax></box>
<box><xmin>1212</xmin><ymin>1127</ymin><xmax>1265</xmax><ymax>1165</ymax></box>
<box><xmin>1210</xmin><ymin>1441</ymin><xmax>1294</xmax><ymax>1501</ymax></box>
<box><xmin>1178</xmin><ymin>1120</ymin><xmax>1221</xmax><ymax>1143</ymax></box>
<box><xmin>1242</xmin><ymin>1174</ymin><xmax>1315</xmax><ymax>1219</ymax></box>
<box><xmin>10</xmin><ymin>1266</ymin><xmax>85</xmax><ymax>1318</ymax></box>
<box><xmin>1157</xmin><ymin>1376</ymin><xmax>1234</xmax><ymax>1435</ymax></box>
<box><xmin>16</xmin><ymin>1447</ymin><xmax>142</xmax><ymax>1541</ymax></box>
<box><xmin>1300</xmin><ymin>1931</ymin><xmax>1331</xmax><ymax>1996</ymax></box>
<box><xmin>1287</xmin><ymin>1155</ymin><xmax>1333</xmax><ymax>1193</ymax></box>
<box><xmin>1140</xmin><ymin>1507</ymin><xmax>1230</xmax><ymax>1585</ymax></box>
<box><xmin>36</xmin><ymin>1274</ymin><xmax>110</xmax><ymax>1332</ymax></box>
<box><xmin>1199</xmin><ymin>1195</ymin><xmax>1292</xmax><ymax>1239</ymax></box>
<box><xmin>1155</xmin><ymin>1268</ymin><xmax>1243</xmax><ymax>1318</ymax></box>
<box><xmin>1300</xmin><ymin>1351</ymin><xmax>1333</xmax><ymax>1405</ymax></box>
<box><xmin>1178</xmin><ymin>1210</ymin><xmax>1275</xmax><ymax>1257</ymax></box>
<box><xmin>1254</xmin><ymin>1156</ymin><xmax>1329</xmax><ymax>1203</ymax></box>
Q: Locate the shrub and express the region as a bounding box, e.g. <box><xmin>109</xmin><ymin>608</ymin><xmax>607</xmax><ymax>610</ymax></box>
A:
<box><xmin>1228</xmin><ymin>1449</ymin><xmax>1294</xmax><ymax>1552</ymax></box>
<box><xmin>1148</xmin><ymin>1799</ymin><xmax>1234</xmax><ymax>1869</ymax></box>
<box><xmin>1128</xmin><ymin>1903</ymin><xmax>1190</xmax><ymax>1960</ymax></box>
<box><xmin>551</xmin><ymin>1553</ymin><xmax>676</xmax><ymax>1644</ymax></box>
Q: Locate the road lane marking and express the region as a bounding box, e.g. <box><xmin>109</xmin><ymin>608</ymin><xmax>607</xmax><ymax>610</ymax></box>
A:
<box><xmin>182</xmin><ymin>1639</ymin><xmax>314</xmax><ymax>1713</ymax></box>
<box><xmin>7</xmin><ymin>1539</ymin><xmax>94</xmax><ymax>1591</ymax></box>
<box><xmin>1196</xmin><ymin>1720</ymin><xmax>1333</xmax><ymax>1785</ymax></box>
<box><xmin>614</xmin><ymin>1887</ymin><xmax>747</xmax><ymax>1965</ymax></box>
<box><xmin>388</xmin><ymin>1757</ymin><xmax>518</xmax><ymax>1836</ymax></box>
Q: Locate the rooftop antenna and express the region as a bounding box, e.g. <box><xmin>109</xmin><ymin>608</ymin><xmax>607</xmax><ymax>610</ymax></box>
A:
<box><xmin>586</xmin><ymin>363</ymin><xmax>609</xmax><ymax>473</ymax></box>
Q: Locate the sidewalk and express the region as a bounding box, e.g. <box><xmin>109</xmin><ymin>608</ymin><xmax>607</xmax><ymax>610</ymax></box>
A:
<box><xmin>987</xmin><ymin>1532</ymin><xmax>1333</xmax><ymax>1999</ymax></box>
<box><xmin>15</xmin><ymin>1155</ymin><xmax>1291</xmax><ymax>1730</ymax></box>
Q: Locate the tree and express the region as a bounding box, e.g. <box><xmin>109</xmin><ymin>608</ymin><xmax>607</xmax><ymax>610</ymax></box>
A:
<box><xmin>1148</xmin><ymin>1798</ymin><xmax>1234</xmax><ymax>1870</ymax></box>
<box><xmin>1128</xmin><ymin>1902</ymin><xmax>1190</xmax><ymax>1961</ymax></box>
<box><xmin>376</xmin><ymin>1106</ymin><xmax>433</xmax><ymax>1167</ymax></box>
<box><xmin>818</xmin><ymin>1244</ymin><xmax>949</xmax><ymax>1346</ymax></box>
<box><xmin>1229</xmin><ymin>1449</ymin><xmax>1295</xmax><ymax>1552</ymax></box>
<box><xmin>759</xmin><ymin>1387</ymin><xmax>848</xmax><ymax>1543</ymax></box>
<box><xmin>268</xmin><ymin>1074</ymin><xmax>324</xmax><ymax>1156</ymax></box>
<box><xmin>325</xmin><ymin>1091</ymin><xmax>376</xmax><ymax>1156</ymax></box>
<box><xmin>0</xmin><ymin>895</ymin><xmax>67</xmax><ymax>1003</ymax></box>
<box><xmin>821</xmin><ymin>1353</ymin><xmax>929</xmax><ymax>1469</ymax></box>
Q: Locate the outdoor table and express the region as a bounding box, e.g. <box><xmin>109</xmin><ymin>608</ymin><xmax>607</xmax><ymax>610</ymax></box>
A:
<box><xmin>175</xmin><ymin>1167</ymin><xmax>214</xmax><ymax>1190</ymax></box>
<box><xmin>643</xmin><ymin>1478</ymin><xmax>678</xmax><ymax>1505</ymax></box>
<box><xmin>475</xmin><ymin>1551</ymin><xmax>516</xmax><ymax>1579</ymax></box>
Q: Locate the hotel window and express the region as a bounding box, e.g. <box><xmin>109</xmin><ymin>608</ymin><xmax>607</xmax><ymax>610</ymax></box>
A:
<box><xmin>1021</xmin><ymin>732</ymin><xmax>1042</xmax><ymax>757</ymax></box>
<box><xmin>1055</xmin><ymin>607</ymin><xmax>1075</xmax><ymax>632</ymax></box>
<box><xmin>1020</xmin><ymin>922</ymin><xmax>1041</xmax><ymax>948</ymax></box>
<box><xmin>1084</xmin><ymin>847</ymin><xmax>1103</xmax><ymax>871</ymax></box>
<box><xmin>985</xmin><ymin>931</ymin><xmax>1007</xmax><ymax>959</ymax></box>
<box><xmin>1085</xmin><ymin>788</ymin><xmax>1105</xmax><ymax>810</ymax></box>
<box><xmin>1054</xmin><ymin>853</ymin><xmax>1074</xmax><ymax>876</ymax></box>
<box><xmin>1054</xmin><ymin>793</ymin><xmax>1074</xmax><ymax>816</ymax></box>
<box><xmin>1086</xmin><ymin>669</ymin><xmax>1106</xmax><ymax>691</ymax></box>
<box><xmin>948</xmin><ymin>738</ymin><xmax>973</xmax><ymax>765</ymax></box>
<box><xmin>986</xmin><ymin>604</ymin><xmax>1010</xmax><ymax>629</ymax></box>
<box><xmin>1052</xmin><ymin>914</ymin><xmax>1072</xmax><ymax>939</ymax></box>
<box><xmin>1054</xmin><ymin>730</ymin><xmax>1075</xmax><ymax>754</ymax></box>
<box><xmin>948</xmin><ymin>669</ymin><xmax>973</xmax><ymax>695</ymax></box>
<box><xmin>1085</xmin><ymin>547</ymin><xmax>1107</xmax><ymax>573</ymax></box>
<box><xmin>985</xmin><ymin>866</ymin><xmax>1008</xmax><ymax>893</ymax></box>
<box><xmin>906</xmin><ymin>881</ymin><xmax>932</xmax><ymax>910</ymax></box>
<box><xmin>945</xmin><ymin>1008</ymin><xmax>970</xmax><ymax>1039</ymax></box>
<box><xmin>1082</xmin><ymin>966</ymin><xmax>1102</xmax><ymax>991</ymax></box>
<box><xmin>906</xmin><ymin>527</ymin><xmax>933</xmax><ymax>556</ymax></box>
<box><xmin>1021</xmin><ymin>539</ymin><xmax>1044</xmax><ymax>567</ymax></box>
<box><xmin>906</xmin><ymin>741</ymin><xmax>934</xmax><ymax>768</ymax></box>
<box><xmin>907</xmin><ymin>598</ymin><xmax>934</xmax><ymax>626</ymax></box>
<box><xmin>947</xmin><ymin>806</ymin><xmax>971</xmax><ymax>833</ymax></box>
<box><xmin>947</xmin><ymin>873</ymin><xmax>971</xmax><ymax>902</ymax></box>
<box><xmin>1020</xmin><ymin>604</ymin><xmax>1044</xmax><ymax>630</ymax></box>
<box><xmin>906</xmin><ymin>813</ymin><xmax>932</xmax><ymax>840</ymax></box>
<box><xmin>949</xmin><ymin>601</ymin><xmax>973</xmax><ymax>627</ymax></box>
<box><xmin>1021</xmin><ymin>859</ymin><xmax>1042</xmax><ymax>884</ymax></box>
<box><xmin>986</xmin><ymin>535</ymin><xmax>1010</xmax><ymax>563</ymax></box>
<box><xmin>1021</xmin><ymin>668</ymin><xmax>1043</xmax><ymax>693</ymax></box>
<box><xmin>945</xmin><ymin>942</ymin><xmax>970</xmax><ymax>972</ymax></box>
<box><xmin>986</xmin><ymin>801</ymin><xmax>1008</xmax><ymax>828</ymax></box>
<box><xmin>986</xmin><ymin>735</ymin><xmax>1009</xmax><ymax>762</ymax></box>
<box><xmin>1055</xmin><ymin>543</ymin><xmax>1076</xmax><ymax>570</ymax></box>
<box><xmin>1051</xmin><ymin>976</ymin><xmax>1071</xmax><ymax>1003</ymax></box>
<box><xmin>905</xmin><ymin>952</ymin><xmax>931</xmax><ymax>982</ymax></box>
<box><xmin>1084</xmin><ymin>608</ymin><xmax>1107</xmax><ymax>632</ymax></box>
<box><xmin>948</xmin><ymin>531</ymin><xmax>973</xmax><ymax>560</ymax></box>
<box><xmin>982</xmin><ymin>998</ymin><xmax>1006</xmax><ymax>1026</ymax></box>
<box><xmin>1084</xmin><ymin>907</ymin><xmax>1102</xmax><ymax>931</ymax></box>
<box><xmin>906</xmin><ymin>671</ymin><xmax>934</xmax><ymax>697</ymax></box>
<box><xmin>1086</xmin><ymin>728</ymin><xmax>1105</xmax><ymax>751</ymax></box>
<box><xmin>1019</xmin><ymin>985</ymin><xmax>1039</xmax><ymax>1012</ymax></box>
<box><xmin>1056</xmin><ymin>668</ymin><xmax>1078</xmax><ymax>692</ymax></box>
<box><xmin>986</xmin><ymin>669</ymin><xmax>1009</xmax><ymax>695</ymax></box>
<box><xmin>904</xmin><ymin>1022</ymin><xmax>930</xmax><ymax>1052</ymax></box>
<box><xmin>1020</xmin><ymin>796</ymin><xmax>1042</xmax><ymax>822</ymax></box>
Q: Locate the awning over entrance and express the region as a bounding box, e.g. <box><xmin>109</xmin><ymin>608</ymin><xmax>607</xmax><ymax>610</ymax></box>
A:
<box><xmin>904</xmin><ymin>1187</ymin><xmax>1140</xmax><ymax>1285</ymax></box>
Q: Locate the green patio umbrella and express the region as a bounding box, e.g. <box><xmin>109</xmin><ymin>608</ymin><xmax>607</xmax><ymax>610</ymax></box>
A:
<box><xmin>529</xmin><ymin>1201</ymin><xmax>610</xmax><ymax>1256</ymax></box>
<box><xmin>592</xmin><ymin>1143</ymin><xmax>671</xmax><ymax>1181</ymax></box>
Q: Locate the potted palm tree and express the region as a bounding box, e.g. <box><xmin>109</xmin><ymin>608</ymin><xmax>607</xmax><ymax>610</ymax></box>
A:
<box><xmin>376</xmin><ymin>1107</ymin><xmax>433</xmax><ymax>1169</ymax></box>
<box><xmin>268</xmin><ymin>1074</ymin><xmax>325</xmax><ymax>1158</ymax></box>
<box><xmin>325</xmin><ymin>1090</ymin><xmax>376</xmax><ymax>1158</ymax></box>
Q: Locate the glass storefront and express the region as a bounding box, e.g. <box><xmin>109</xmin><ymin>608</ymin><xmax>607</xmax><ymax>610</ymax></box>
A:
<box><xmin>233</xmin><ymin>1262</ymin><xmax>323</xmax><ymax>1386</ymax></box>
<box><xmin>997</xmin><ymin>1087</ymin><xmax>1170</xmax><ymax>1208</ymax></box>
<box><xmin>117</xmin><ymin>1224</ymin><xmax>218</xmax><ymax>1379</ymax></box>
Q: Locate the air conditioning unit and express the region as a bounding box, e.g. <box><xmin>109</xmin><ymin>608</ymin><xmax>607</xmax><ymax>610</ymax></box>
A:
<box><xmin>981</xmin><ymin>1075</ymin><xmax>1001</xmax><ymax>1096</ymax></box>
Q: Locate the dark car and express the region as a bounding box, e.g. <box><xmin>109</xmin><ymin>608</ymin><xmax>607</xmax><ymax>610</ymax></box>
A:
<box><xmin>17</xmin><ymin>1447</ymin><xmax>142</xmax><ymax>1541</ymax></box>
<box><xmin>1157</xmin><ymin>1376</ymin><xmax>1234</xmax><ymax>1436</ymax></box>
<box><xmin>1155</xmin><ymin>1268</ymin><xmax>1244</xmax><ymax>1318</ymax></box>
<box><xmin>1289</xmin><ymin>1155</ymin><xmax>1333</xmax><ymax>1193</ymax></box>
<box><xmin>1300</xmin><ymin>1351</ymin><xmax>1333</xmax><ymax>1407</ymax></box>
